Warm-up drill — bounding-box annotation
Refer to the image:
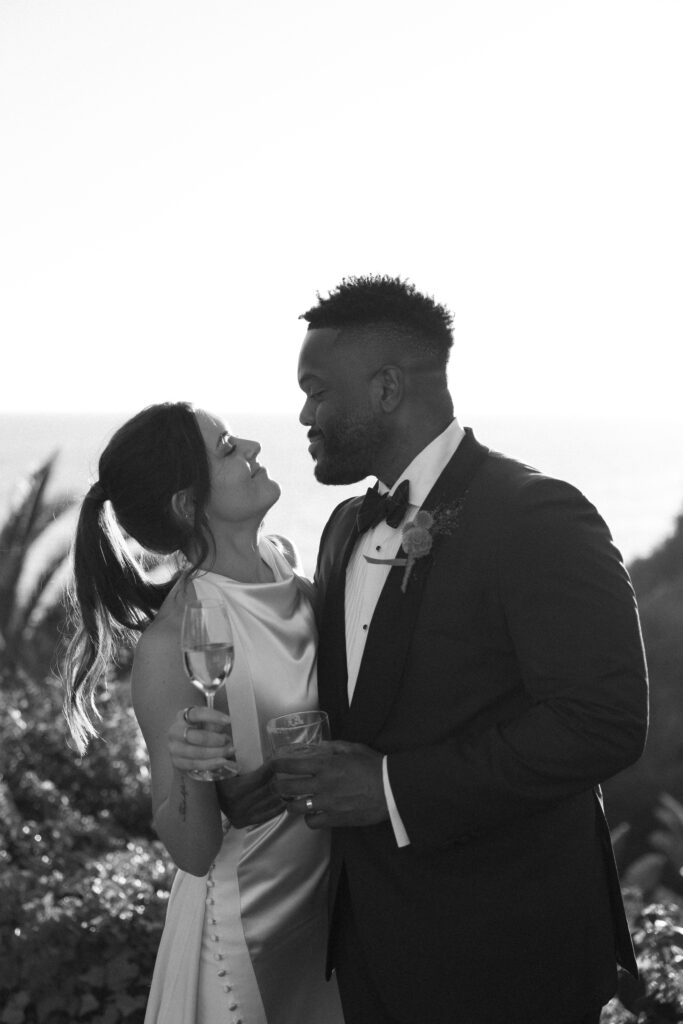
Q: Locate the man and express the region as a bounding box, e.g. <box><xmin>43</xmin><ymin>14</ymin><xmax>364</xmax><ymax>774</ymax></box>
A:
<box><xmin>276</xmin><ymin>275</ymin><xmax>648</xmax><ymax>1024</ymax></box>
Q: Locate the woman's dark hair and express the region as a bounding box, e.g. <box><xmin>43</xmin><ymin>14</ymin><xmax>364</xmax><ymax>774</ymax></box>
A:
<box><xmin>63</xmin><ymin>401</ymin><xmax>212</xmax><ymax>752</ymax></box>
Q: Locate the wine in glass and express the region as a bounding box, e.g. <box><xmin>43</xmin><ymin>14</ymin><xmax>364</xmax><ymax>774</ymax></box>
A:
<box><xmin>181</xmin><ymin>598</ymin><xmax>238</xmax><ymax>781</ymax></box>
<box><xmin>266</xmin><ymin>710</ymin><xmax>330</xmax><ymax>757</ymax></box>
<box><xmin>267</xmin><ymin>711</ymin><xmax>329</xmax><ymax>804</ymax></box>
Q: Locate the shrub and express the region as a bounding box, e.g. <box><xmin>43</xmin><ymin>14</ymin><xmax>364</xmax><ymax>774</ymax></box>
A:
<box><xmin>601</xmin><ymin>898</ymin><xmax>683</xmax><ymax>1023</ymax></box>
<box><xmin>1</xmin><ymin>837</ymin><xmax>173</xmax><ymax>1024</ymax></box>
<box><xmin>0</xmin><ymin>663</ymin><xmax>175</xmax><ymax>1023</ymax></box>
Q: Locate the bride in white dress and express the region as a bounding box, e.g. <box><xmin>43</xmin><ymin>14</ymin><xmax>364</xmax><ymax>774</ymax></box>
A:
<box><xmin>64</xmin><ymin>402</ymin><xmax>343</xmax><ymax>1024</ymax></box>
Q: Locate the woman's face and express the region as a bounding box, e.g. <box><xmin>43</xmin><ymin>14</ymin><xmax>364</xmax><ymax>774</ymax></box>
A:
<box><xmin>194</xmin><ymin>410</ymin><xmax>281</xmax><ymax>526</ymax></box>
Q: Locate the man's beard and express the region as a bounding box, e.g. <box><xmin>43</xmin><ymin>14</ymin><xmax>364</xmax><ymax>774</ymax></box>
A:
<box><xmin>313</xmin><ymin>412</ymin><xmax>386</xmax><ymax>485</ymax></box>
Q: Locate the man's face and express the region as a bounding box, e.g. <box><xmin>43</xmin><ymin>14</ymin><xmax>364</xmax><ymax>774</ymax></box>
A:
<box><xmin>297</xmin><ymin>328</ymin><xmax>386</xmax><ymax>484</ymax></box>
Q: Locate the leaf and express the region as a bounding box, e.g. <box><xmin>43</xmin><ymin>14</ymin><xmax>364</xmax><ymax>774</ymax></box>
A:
<box><xmin>0</xmin><ymin>455</ymin><xmax>58</xmax><ymax>632</ymax></box>
<box><xmin>6</xmin><ymin>543</ymin><xmax>71</xmax><ymax>645</ymax></box>
<box><xmin>105</xmin><ymin>952</ymin><xmax>139</xmax><ymax>988</ymax></box>
<box><xmin>36</xmin><ymin>991</ymin><xmax>68</xmax><ymax>1019</ymax></box>
<box><xmin>100</xmin><ymin>1005</ymin><xmax>121</xmax><ymax>1024</ymax></box>
<box><xmin>621</xmin><ymin>853</ymin><xmax>667</xmax><ymax>896</ymax></box>
<box><xmin>115</xmin><ymin>992</ymin><xmax>148</xmax><ymax>1016</ymax></box>
<box><xmin>78</xmin><ymin>992</ymin><xmax>100</xmax><ymax>1017</ymax></box>
<box><xmin>0</xmin><ymin>990</ymin><xmax>30</xmax><ymax>1024</ymax></box>
<box><xmin>80</xmin><ymin>964</ymin><xmax>106</xmax><ymax>987</ymax></box>
<box><xmin>659</xmin><ymin>792</ymin><xmax>683</xmax><ymax>821</ymax></box>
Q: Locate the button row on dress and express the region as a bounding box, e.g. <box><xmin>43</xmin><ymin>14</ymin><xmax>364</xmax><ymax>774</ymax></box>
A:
<box><xmin>205</xmin><ymin>865</ymin><xmax>241</xmax><ymax>1017</ymax></box>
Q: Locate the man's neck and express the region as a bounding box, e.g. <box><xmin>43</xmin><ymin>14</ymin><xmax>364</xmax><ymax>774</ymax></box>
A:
<box><xmin>375</xmin><ymin>414</ymin><xmax>455</xmax><ymax>488</ymax></box>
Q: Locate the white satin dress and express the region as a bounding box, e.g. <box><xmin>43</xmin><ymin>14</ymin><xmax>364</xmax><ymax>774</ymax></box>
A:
<box><xmin>144</xmin><ymin>538</ymin><xmax>343</xmax><ymax>1024</ymax></box>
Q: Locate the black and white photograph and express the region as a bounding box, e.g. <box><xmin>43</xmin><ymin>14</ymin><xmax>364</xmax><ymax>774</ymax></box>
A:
<box><xmin>1</xmin><ymin>2</ymin><xmax>682</xmax><ymax>1022</ymax></box>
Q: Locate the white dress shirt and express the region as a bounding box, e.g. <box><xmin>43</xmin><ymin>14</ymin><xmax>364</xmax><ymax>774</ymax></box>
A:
<box><xmin>344</xmin><ymin>418</ymin><xmax>466</xmax><ymax>846</ymax></box>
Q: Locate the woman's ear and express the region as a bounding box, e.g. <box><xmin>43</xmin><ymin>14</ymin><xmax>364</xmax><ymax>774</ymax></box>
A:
<box><xmin>171</xmin><ymin>489</ymin><xmax>195</xmax><ymax>527</ymax></box>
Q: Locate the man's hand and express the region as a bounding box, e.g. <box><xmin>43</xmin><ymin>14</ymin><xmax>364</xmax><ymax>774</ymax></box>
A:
<box><xmin>273</xmin><ymin>740</ymin><xmax>388</xmax><ymax>829</ymax></box>
<box><xmin>215</xmin><ymin>763</ymin><xmax>285</xmax><ymax>829</ymax></box>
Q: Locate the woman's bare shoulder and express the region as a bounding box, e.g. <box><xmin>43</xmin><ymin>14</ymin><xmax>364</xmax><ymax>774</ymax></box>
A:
<box><xmin>132</xmin><ymin>577</ymin><xmax>194</xmax><ymax>677</ymax></box>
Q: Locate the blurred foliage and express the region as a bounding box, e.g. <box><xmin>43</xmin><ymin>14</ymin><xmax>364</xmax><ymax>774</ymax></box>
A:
<box><xmin>601</xmin><ymin>900</ymin><xmax>683</xmax><ymax>1023</ymax></box>
<box><xmin>599</xmin><ymin>796</ymin><xmax>683</xmax><ymax>1022</ymax></box>
<box><xmin>0</xmin><ymin>453</ymin><xmax>75</xmax><ymax>679</ymax></box>
<box><xmin>0</xmin><ymin>459</ymin><xmax>176</xmax><ymax>1021</ymax></box>
<box><xmin>0</xmin><ymin>661</ymin><xmax>174</xmax><ymax>1023</ymax></box>
<box><xmin>603</xmin><ymin>514</ymin><xmax>683</xmax><ymax>864</ymax></box>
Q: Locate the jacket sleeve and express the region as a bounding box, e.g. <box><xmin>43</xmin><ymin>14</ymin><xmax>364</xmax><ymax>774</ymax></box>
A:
<box><xmin>387</xmin><ymin>475</ymin><xmax>649</xmax><ymax>851</ymax></box>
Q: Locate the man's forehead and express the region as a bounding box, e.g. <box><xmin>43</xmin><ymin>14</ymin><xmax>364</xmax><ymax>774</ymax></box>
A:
<box><xmin>298</xmin><ymin>327</ymin><xmax>342</xmax><ymax>379</ymax></box>
<box><xmin>298</xmin><ymin>325</ymin><xmax>387</xmax><ymax>387</ymax></box>
<box><xmin>299</xmin><ymin>325</ymin><xmax>379</xmax><ymax>366</ymax></box>
<box><xmin>301</xmin><ymin>327</ymin><xmax>342</xmax><ymax>350</ymax></box>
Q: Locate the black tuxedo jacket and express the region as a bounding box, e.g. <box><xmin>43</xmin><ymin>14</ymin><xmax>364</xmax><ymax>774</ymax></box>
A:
<box><xmin>314</xmin><ymin>429</ymin><xmax>648</xmax><ymax>1024</ymax></box>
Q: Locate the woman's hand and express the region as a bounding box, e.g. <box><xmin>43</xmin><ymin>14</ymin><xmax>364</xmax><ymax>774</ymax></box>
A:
<box><xmin>216</xmin><ymin>763</ymin><xmax>285</xmax><ymax>829</ymax></box>
<box><xmin>167</xmin><ymin>705</ymin><xmax>235</xmax><ymax>776</ymax></box>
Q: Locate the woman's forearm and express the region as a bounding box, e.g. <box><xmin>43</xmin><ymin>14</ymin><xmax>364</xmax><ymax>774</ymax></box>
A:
<box><xmin>153</xmin><ymin>768</ymin><xmax>223</xmax><ymax>875</ymax></box>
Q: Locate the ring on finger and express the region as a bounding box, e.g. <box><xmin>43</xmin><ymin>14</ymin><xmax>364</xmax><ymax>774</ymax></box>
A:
<box><xmin>182</xmin><ymin>706</ymin><xmax>193</xmax><ymax>724</ymax></box>
<box><xmin>305</xmin><ymin>798</ymin><xmax>314</xmax><ymax>813</ymax></box>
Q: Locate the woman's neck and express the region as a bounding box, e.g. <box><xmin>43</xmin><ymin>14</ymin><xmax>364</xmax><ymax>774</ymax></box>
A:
<box><xmin>195</xmin><ymin>523</ymin><xmax>275</xmax><ymax>584</ymax></box>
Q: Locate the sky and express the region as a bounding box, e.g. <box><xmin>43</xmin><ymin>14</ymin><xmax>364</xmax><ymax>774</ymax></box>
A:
<box><xmin>1</xmin><ymin>0</ymin><xmax>681</xmax><ymax>419</ymax></box>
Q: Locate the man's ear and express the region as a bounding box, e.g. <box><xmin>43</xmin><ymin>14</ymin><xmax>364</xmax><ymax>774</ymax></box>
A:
<box><xmin>171</xmin><ymin>489</ymin><xmax>195</xmax><ymax>526</ymax></box>
<box><xmin>370</xmin><ymin>365</ymin><xmax>404</xmax><ymax>412</ymax></box>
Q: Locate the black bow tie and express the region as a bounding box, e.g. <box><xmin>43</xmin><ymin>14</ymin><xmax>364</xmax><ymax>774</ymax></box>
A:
<box><xmin>356</xmin><ymin>479</ymin><xmax>410</xmax><ymax>534</ymax></box>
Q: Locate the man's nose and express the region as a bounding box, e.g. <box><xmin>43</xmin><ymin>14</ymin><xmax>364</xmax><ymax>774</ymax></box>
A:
<box><xmin>299</xmin><ymin>398</ymin><xmax>314</xmax><ymax>426</ymax></box>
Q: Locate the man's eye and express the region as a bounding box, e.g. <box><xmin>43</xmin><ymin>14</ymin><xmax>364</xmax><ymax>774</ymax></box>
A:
<box><xmin>310</xmin><ymin>391</ymin><xmax>325</xmax><ymax>401</ymax></box>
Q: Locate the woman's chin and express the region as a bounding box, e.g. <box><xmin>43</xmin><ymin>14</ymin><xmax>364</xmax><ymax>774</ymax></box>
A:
<box><xmin>265</xmin><ymin>479</ymin><xmax>282</xmax><ymax>505</ymax></box>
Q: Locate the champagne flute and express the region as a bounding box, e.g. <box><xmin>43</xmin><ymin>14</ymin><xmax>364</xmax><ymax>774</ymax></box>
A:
<box><xmin>181</xmin><ymin>598</ymin><xmax>238</xmax><ymax>781</ymax></box>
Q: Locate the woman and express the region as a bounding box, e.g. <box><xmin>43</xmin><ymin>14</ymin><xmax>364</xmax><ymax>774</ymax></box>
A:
<box><xmin>64</xmin><ymin>401</ymin><xmax>343</xmax><ymax>1024</ymax></box>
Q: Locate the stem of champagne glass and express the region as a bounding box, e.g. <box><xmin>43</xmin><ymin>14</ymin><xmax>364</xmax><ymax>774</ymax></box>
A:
<box><xmin>206</xmin><ymin>692</ymin><xmax>215</xmax><ymax>711</ymax></box>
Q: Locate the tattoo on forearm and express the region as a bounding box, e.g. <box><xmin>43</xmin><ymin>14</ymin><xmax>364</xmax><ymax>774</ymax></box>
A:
<box><xmin>179</xmin><ymin>775</ymin><xmax>187</xmax><ymax>821</ymax></box>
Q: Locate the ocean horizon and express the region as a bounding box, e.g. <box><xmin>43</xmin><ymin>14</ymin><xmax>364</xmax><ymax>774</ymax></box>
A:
<box><xmin>2</xmin><ymin>411</ymin><xmax>682</xmax><ymax>575</ymax></box>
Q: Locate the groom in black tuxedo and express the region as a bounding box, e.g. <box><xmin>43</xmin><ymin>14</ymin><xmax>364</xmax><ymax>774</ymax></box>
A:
<box><xmin>277</xmin><ymin>275</ymin><xmax>648</xmax><ymax>1024</ymax></box>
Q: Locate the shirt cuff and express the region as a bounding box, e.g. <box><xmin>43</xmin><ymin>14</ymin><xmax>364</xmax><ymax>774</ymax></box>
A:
<box><xmin>382</xmin><ymin>755</ymin><xmax>410</xmax><ymax>848</ymax></box>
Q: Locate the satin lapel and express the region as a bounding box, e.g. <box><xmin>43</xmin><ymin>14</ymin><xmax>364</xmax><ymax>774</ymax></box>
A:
<box><xmin>317</xmin><ymin>501</ymin><xmax>363</xmax><ymax>731</ymax></box>
<box><xmin>345</xmin><ymin>429</ymin><xmax>490</xmax><ymax>744</ymax></box>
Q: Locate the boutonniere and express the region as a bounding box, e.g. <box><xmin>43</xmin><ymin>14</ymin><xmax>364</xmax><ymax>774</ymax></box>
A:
<box><xmin>364</xmin><ymin>501</ymin><xmax>464</xmax><ymax>592</ymax></box>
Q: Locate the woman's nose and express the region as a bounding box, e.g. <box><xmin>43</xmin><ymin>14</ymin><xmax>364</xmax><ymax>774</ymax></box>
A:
<box><xmin>241</xmin><ymin>437</ymin><xmax>261</xmax><ymax>459</ymax></box>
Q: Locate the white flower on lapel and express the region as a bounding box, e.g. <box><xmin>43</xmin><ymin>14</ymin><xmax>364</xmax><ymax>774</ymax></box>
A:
<box><xmin>364</xmin><ymin>502</ymin><xmax>464</xmax><ymax>593</ymax></box>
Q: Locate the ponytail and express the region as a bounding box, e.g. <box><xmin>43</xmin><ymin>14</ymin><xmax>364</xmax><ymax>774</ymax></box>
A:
<box><xmin>63</xmin><ymin>484</ymin><xmax>173</xmax><ymax>754</ymax></box>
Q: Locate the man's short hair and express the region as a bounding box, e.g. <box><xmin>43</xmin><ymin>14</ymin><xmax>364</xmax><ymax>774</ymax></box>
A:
<box><xmin>300</xmin><ymin>275</ymin><xmax>454</xmax><ymax>367</ymax></box>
